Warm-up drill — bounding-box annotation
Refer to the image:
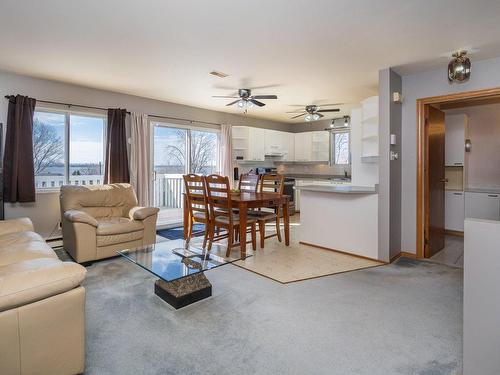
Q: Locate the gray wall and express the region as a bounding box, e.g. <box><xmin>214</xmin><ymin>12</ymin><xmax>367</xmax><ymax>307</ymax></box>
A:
<box><xmin>0</xmin><ymin>70</ymin><xmax>288</xmax><ymax>237</ymax></box>
<box><xmin>378</xmin><ymin>69</ymin><xmax>402</xmax><ymax>261</ymax></box>
<box><xmin>388</xmin><ymin>70</ymin><xmax>402</xmax><ymax>260</ymax></box>
<box><xmin>401</xmin><ymin>56</ymin><xmax>500</xmax><ymax>253</ymax></box>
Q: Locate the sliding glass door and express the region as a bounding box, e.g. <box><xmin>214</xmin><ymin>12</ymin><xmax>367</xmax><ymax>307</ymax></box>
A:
<box><xmin>153</xmin><ymin>123</ymin><xmax>219</xmax><ymax>227</ymax></box>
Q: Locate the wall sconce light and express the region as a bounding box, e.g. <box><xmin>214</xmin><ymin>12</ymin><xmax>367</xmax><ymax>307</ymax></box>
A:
<box><xmin>465</xmin><ymin>139</ymin><xmax>472</xmax><ymax>152</ymax></box>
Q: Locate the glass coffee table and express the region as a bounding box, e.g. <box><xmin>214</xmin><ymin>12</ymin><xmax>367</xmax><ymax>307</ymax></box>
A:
<box><xmin>118</xmin><ymin>239</ymin><xmax>250</xmax><ymax>309</ymax></box>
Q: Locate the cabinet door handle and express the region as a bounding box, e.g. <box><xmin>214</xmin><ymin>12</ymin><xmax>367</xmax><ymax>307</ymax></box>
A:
<box><xmin>488</xmin><ymin>194</ymin><xmax>498</xmax><ymax>198</ymax></box>
<box><xmin>453</xmin><ymin>192</ymin><xmax>462</xmax><ymax>195</ymax></box>
<box><xmin>454</xmin><ymin>162</ymin><xmax>463</xmax><ymax>165</ymax></box>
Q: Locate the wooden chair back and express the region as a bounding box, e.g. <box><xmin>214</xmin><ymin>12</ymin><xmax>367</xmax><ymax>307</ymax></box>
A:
<box><xmin>238</xmin><ymin>173</ymin><xmax>260</xmax><ymax>193</ymax></box>
<box><xmin>204</xmin><ymin>174</ymin><xmax>233</xmax><ymax>226</ymax></box>
<box><xmin>183</xmin><ymin>174</ymin><xmax>209</xmax><ymax>221</ymax></box>
<box><xmin>260</xmin><ymin>174</ymin><xmax>285</xmax><ymax>195</ymax></box>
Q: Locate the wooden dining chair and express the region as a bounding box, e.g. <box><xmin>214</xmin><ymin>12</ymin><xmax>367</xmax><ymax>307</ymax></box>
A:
<box><xmin>204</xmin><ymin>174</ymin><xmax>257</xmax><ymax>257</ymax></box>
<box><xmin>238</xmin><ymin>173</ymin><xmax>260</xmax><ymax>193</ymax></box>
<box><xmin>248</xmin><ymin>173</ymin><xmax>285</xmax><ymax>248</ymax></box>
<box><xmin>183</xmin><ymin>174</ymin><xmax>210</xmax><ymax>248</ymax></box>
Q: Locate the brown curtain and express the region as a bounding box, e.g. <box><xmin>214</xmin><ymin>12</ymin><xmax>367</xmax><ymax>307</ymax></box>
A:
<box><xmin>3</xmin><ymin>95</ymin><xmax>37</xmax><ymax>202</ymax></box>
<box><xmin>104</xmin><ymin>108</ymin><xmax>130</xmax><ymax>184</ymax></box>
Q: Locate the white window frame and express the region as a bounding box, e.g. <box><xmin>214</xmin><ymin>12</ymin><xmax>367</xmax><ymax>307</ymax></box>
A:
<box><xmin>33</xmin><ymin>106</ymin><xmax>107</xmax><ymax>192</ymax></box>
<box><xmin>331</xmin><ymin>129</ymin><xmax>351</xmax><ymax>165</ymax></box>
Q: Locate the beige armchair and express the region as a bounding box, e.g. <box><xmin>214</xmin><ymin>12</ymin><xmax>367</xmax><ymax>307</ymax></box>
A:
<box><xmin>60</xmin><ymin>183</ymin><xmax>159</xmax><ymax>263</ymax></box>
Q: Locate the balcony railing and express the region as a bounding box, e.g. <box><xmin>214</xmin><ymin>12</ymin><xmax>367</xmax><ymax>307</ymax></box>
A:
<box><xmin>154</xmin><ymin>174</ymin><xmax>184</xmax><ymax>208</ymax></box>
<box><xmin>35</xmin><ymin>175</ymin><xmax>103</xmax><ymax>190</ymax></box>
<box><xmin>35</xmin><ymin>174</ymin><xmax>185</xmax><ymax>212</ymax></box>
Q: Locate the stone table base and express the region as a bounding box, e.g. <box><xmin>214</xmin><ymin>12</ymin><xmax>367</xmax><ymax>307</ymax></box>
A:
<box><xmin>154</xmin><ymin>273</ymin><xmax>212</xmax><ymax>309</ymax></box>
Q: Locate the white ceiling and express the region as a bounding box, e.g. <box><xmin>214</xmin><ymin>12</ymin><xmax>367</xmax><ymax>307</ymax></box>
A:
<box><xmin>1</xmin><ymin>0</ymin><xmax>500</xmax><ymax>123</ymax></box>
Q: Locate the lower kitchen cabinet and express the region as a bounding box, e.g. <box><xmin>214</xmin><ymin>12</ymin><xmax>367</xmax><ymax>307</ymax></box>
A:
<box><xmin>445</xmin><ymin>191</ymin><xmax>464</xmax><ymax>231</ymax></box>
<box><xmin>465</xmin><ymin>191</ymin><xmax>500</xmax><ymax>221</ymax></box>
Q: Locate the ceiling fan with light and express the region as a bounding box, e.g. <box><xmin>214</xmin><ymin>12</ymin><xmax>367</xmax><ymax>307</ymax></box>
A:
<box><xmin>212</xmin><ymin>88</ymin><xmax>277</xmax><ymax>113</ymax></box>
<box><xmin>287</xmin><ymin>104</ymin><xmax>342</xmax><ymax>121</ymax></box>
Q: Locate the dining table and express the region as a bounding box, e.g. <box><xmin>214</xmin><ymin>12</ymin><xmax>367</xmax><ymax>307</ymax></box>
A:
<box><xmin>183</xmin><ymin>192</ymin><xmax>290</xmax><ymax>256</ymax></box>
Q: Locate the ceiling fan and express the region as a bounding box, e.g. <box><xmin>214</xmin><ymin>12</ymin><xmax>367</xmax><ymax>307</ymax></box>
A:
<box><xmin>213</xmin><ymin>88</ymin><xmax>278</xmax><ymax>112</ymax></box>
<box><xmin>287</xmin><ymin>104</ymin><xmax>342</xmax><ymax>121</ymax></box>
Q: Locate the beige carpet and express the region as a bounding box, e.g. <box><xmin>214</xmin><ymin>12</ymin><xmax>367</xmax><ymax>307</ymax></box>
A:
<box><xmin>190</xmin><ymin>217</ymin><xmax>385</xmax><ymax>284</ymax></box>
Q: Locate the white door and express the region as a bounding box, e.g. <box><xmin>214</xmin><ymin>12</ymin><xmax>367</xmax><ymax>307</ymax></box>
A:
<box><xmin>153</xmin><ymin>124</ymin><xmax>219</xmax><ymax>227</ymax></box>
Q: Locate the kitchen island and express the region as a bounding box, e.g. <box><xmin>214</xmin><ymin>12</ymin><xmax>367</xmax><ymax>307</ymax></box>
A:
<box><xmin>294</xmin><ymin>184</ymin><xmax>380</xmax><ymax>260</ymax></box>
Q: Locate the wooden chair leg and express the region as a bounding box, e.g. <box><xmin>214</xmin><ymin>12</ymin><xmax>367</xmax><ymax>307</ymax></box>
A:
<box><xmin>275</xmin><ymin>216</ymin><xmax>282</xmax><ymax>242</ymax></box>
<box><xmin>258</xmin><ymin>220</ymin><xmax>265</xmax><ymax>249</ymax></box>
<box><xmin>208</xmin><ymin>223</ymin><xmax>215</xmax><ymax>251</ymax></box>
<box><xmin>186</xmin><ymin>219</ymin><xmax>193</xmax><ymax>244</ymax></box>
<box><xmin>251</xmin><ymin>223</ymin><xmax>257</xmax><ymax>251</ymax></box>
<box><xmin>226</xmin><ymin>225</ymin><xmax>234</xmax><ymax>257</ymax></box>
<box><xmin>202</xmin><ymin>221</ymin><xmax>209</xmax><ymax>249</ymax></box>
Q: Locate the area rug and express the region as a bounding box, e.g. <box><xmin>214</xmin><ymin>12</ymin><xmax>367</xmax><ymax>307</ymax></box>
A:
<box><xmin>233</xmin><ymin>243</ymin><xmax>385</xmax><ymax>284</ymax></box>
<box><xmin>157</xmin><ymin>224</ymin><xmax>205</xmax><ymax>240</ymax></box>
<box><xmin>187</xmin><ymin>230</ymin><xmax>385</xmax><ymax>284</ymax></box>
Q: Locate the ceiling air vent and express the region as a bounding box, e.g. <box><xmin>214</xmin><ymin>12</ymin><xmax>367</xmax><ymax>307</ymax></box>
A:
<box><xmin>209</xmin><ymin>70</ymin><xmax>229</xmax><ymax>78</ymax></box>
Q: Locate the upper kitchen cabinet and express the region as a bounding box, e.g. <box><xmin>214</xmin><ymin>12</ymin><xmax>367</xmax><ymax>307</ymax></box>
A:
<box><xmin>231</xmin><ymin>126</ymin><xmax>266</xmax><ymax>161</ymax></box>
<box><xmin>283</xmin><ymin>132</ymin><xmax>295</xmax><ymax>161</ymax></box>
<box><xmin>294</xmin><ymin>132</ymin><xmax>312</xmax><ymax>161</ymax></box>
<box><xmin>311</xmin><ymin>131</ymin><xmax>330</xmax><ymax>161</ymax></box>
<box><xmin>294</xmin><ymin>131</ymin><xmax>329</xmax><ymax>161</ymax></box>
<box><xmin>263</xmin><ymin>130</ymin><xmax>285</xmax><ymax>157</ymax></box>
<box><xmin>445</xmin><ymin>114</ymin><xmax>468</xmax><ymax>167</ymax></box>
<box><xmin>247</xmin><ymin>127</ymin><xmax>266</xmax><ymax>161</ymax></box>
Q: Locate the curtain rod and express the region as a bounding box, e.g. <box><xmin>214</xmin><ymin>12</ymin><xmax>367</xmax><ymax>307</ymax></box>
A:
<box><xmin>4</xmin><ymin>95</ymin><xmax>222</xmax><ymax>127</ymax></box>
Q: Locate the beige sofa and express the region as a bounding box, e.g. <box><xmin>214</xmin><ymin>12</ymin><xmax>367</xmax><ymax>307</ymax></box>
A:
<box><xmin>60</xmin><ymin>183</ymin><xmax>159</xmax><ymax>263</ymax></box>
<box><xmin>0</xmin><ymin>218</ymin><xmax>86</xmax><ymax>375</ymax></box>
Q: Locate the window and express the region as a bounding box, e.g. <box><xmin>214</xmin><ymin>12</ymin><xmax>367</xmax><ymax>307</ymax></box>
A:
<box><xmin>69</xmin><ymin>114</ymin><xmax>105</xmax><ymax>185</ymax></box>
<box><xmin>33</xmin><ymin>109</ymin><xmax>106</xmax><ymax>190</ymax></box>
<box><xmin>333</xmin><ymin>131</ymin><xmax>350</xmax><ymax>165</ymax></box>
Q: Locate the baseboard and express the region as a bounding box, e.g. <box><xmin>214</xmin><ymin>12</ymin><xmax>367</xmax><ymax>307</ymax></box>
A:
<box><xmin>299</xmin><ymin>241</ymin><xmax>386</xmax><ymax>264</ymax></box>
<box><xmin>445</xmin><ymin>229</ymin><xmax>464</xmax><ymax>237</ymax></box>
<box><xmin>390</xmin><ymin>251</ymin><xmax>417</xmax><ymax>263</ymax></box>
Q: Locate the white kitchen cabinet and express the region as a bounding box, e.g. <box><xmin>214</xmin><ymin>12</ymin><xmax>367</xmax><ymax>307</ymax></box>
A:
<box><xmin>465</xmin><ymin>192</ymin><xmax>500</xmax><ymax>221</ymax></box>
<box><xmin>283</xmin><ymin>132</ymin><xmax>295</xmax><ymax>161</ymax></box>
<box><xmin>294</xmin><ymin>133</ymin><xmax>312</xmax><ymax>161</ymax></box>
<box><xmin>311</xmin><ymin>131</ymin><xmax>330</xmax><ymax>161</ymax></box>
<box><xmin>445</xmin><ymin>191</ymin><xmax>465</xmax><ymax>231</ymax></box>
<box><xmin>445</xmin><ymin>114</ymin><xmax>467</xmax><ymax>167</ymax></box>
<box><xmin>247</xmin><ymin>127</ymin><xmax>266</xmax><ymax>161</ymax></box>
<box><xmin>264</xmin><ymin>129</ymin><xmax>283</xmax><ymax>156</ymax></box>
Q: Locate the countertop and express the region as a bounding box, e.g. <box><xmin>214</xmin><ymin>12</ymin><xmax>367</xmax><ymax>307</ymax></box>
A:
<box><xmin>465</xmin><ymin>187</ymin><xmax>500</xmax><ymax>194</ymax></box>
<box><xmin>294</xmin><ymin>185</ymin><xmax>377</xmax><ymax>194</ymax></box>
<box><xmin>283</xmin><ymin>174</ymin><xmax>351</xmax><ymax>181</ymax></box>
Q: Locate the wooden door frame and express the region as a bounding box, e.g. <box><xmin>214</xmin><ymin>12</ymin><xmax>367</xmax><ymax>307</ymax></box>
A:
<box><xmin>416</xmin><ymin>87</ymin><xmax>500</xmax><ymax>258</ymax></box>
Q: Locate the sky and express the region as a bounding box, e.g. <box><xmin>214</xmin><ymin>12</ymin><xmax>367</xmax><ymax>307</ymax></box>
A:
<box><xmin>34</xmin><ymin>111</ymin><xmax>217</xmax><ymax>167</ymax></box>
<box><xmin>34</xmin><ymin>111</ymin><xmax>104</xmax><ymax>164</ymax></box>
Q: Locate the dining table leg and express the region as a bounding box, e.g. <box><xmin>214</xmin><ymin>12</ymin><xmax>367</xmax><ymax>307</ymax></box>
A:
<box><xmin>283</xmin><ymin>199</ymin><xmax>290</xmax><ymax>246</ymax></box>
<box><xmin>239</xmin><ymin>201</ymin><xmax>248</xmax><ymax>257</ymax></box>
<box><xmin>183</xmin><ymin>194</ymin><xmax>190</xmax><ymax>240</ymax></box>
